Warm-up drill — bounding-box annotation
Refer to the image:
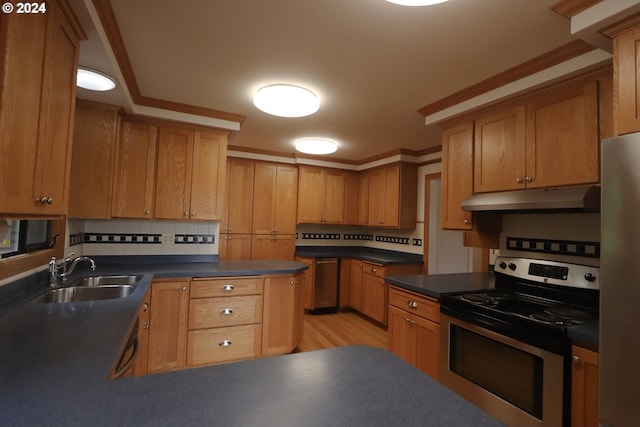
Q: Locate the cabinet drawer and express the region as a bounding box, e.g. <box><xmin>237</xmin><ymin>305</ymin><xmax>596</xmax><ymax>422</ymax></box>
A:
<box><xmin>190</xmin><ymin>277</ymin><xmax>263</xmax><ymax>298</ymax></box>
<box><xmin>363</xmin><ymin>262</ymin><xmax>386</xmax><ymax>279</ymax></box>
<box><xmin>389</xmin><ymin>286</ymin><xmax>440</xmax><ymax>323</ymax></box>
<box><xmin>189</xmin><ymin>295</ymin><xmax>263</xmax><ymax>329</ymax></box>
<box><xmin>187</xmin><ymin>324</ymin><xmax>262</xmax><ymax>366</ymax></box>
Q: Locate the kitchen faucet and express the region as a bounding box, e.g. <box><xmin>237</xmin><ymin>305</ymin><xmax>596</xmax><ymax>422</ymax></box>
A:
<box><xmin>49</xmin><ymin>253</ymin><xmax>97</xmax><ymax>287</ymax></box>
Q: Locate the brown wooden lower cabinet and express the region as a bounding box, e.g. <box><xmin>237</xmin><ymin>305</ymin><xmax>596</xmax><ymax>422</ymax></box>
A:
<box><xmin>251</xmin><ymin>234</ymin><xmax>295</xmax><ymax>260</ymax></box>
<box><xmin>572</xmin><ymin>345</ymin><xmax>599</xmax><ymax>427</ymax></box>
<box><xmin>387</xmin><ymin>286</ymin><xmax>440</xmax><ymax>380</ymax></box>
<box><xmin>219</xmin><ymin>233</ymin><xmax>252</xmax><ymax>261</ymax></box>
<box><xmin>262</xmin><ymin>273</ymin><xmax>305</xmax><ymax>356</ymax></box>
<box><xmin>294</xmin><ymin>256</ymin><xmax>314</xmax><ymax>310</ymax></box>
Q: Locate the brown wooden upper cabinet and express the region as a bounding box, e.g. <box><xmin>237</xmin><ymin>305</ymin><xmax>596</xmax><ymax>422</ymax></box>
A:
<box><xmin>367</xmin><ymin>163</ymin><xmax>417</xmax><ymax>229</ymax></box>
<box><xmin>221</xmin><ymin>158</ymin><xmax>255</xmax><ymax>234</ymax></box>
<box><xmin>441</xmin><ymin>123</ymin><xmax>474</xmax><ymax>230</ymax></box>
<box><xmin>474</xmin><ymin>81</ymin><xmax>599</xmax><ymax>193</ymax></box>
<box><xmin>154</xmin><ymin>128</ymin><xmax>227</xmax><ymax>221</ymax></box>
<box><xmin>112</xmin><ymin>120</ymin><xmax>158</xmax><ymax>219</ymax></box>
<box><xmin>297</xmin><ymin>165</ymin><xmax>345</xmax><ymax>224</ymax></box>
<box><xmin>0</xmin><ymin>1</ymin><xmax>80</xmax><ymax>215</ymax></box>
<box><xmin>610</xmin><ymin>24</ymin><xmax>640</xmax><ymax>135</ymax></box>
<box><xmin>252</xmin><ymin>162</ymin><xmax>298</xmax><ymax>235</ymax></box>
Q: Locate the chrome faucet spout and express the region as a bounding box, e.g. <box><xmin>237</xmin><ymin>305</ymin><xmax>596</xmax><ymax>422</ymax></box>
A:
<box><xmin>49</xmin><ymin>255</ymin><xmax>97</xmax><ymax>287</ymax></box>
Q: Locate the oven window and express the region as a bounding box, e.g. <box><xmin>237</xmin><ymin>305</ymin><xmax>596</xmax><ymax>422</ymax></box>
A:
<box><xmin>450</xmin><ymin>325</ymin><xmax>543</xmax><ymax>419</ymax></box>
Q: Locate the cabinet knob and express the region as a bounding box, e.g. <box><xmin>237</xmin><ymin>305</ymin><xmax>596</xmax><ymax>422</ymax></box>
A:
<box><xmin>463</xmin><ymin>219</ymin><xmax>470</xmax><ymax>225</ymax></box>
<box><xmin>142</xmin><ymin>322</ymin><xmax>150</xmax><ymax>329</ymax></box>
<box><xmin>220</xmin><ymin>308</ymin><xmax>233</xmax><ymax>315</ymax></box>
<box><xmin>290</xmin><ymin>280</ymin><xmax>295</xmax><ymax>285</ymax></box>
<box><xmin>143</xmin><ymin>302</ymin><xmax>149</xmax><ymax>311</ymax></box>
<box><xmin>516</xmin><ymin>177</ymin><xmax>523</xmax><ymax>184</ymax></box>
<box><xmin>573</xmin><ymin>355</ymin><xmax>581</xmax><ymax>363</ymax></box>
<box><xmin>222</xmin><ymin>284</ymin><xmax>234</xmax><ymax>291</ymax></box>
<box><xmin>525</xmin><ymin>176</ymin><xmax>533</xmax><ymax>183</ymax></box>
<box><xmin>191</xmin><ymin>211</ymin><xmax>196</xmax><ymax>216</ymax></box>
<box><xmin>181</xmin><ymin>286</ymin><xmax>187</xmax><ymax>292</ymax></box>
<box><xmin>371</xmin><ymin>268</ymin><xmax>377</xmax><ymax>273</ymax></box>
<box><xmin>184</xmin><ymin>211</ymin><xmax>189</xmax><ymax>217</ymax></box>
<box><xmin>219</xmin><ymin>340</ymin><xmax>232</xmax><ymax>347</ymax></box>
<box><xmin>145</xmin><ymin>210</ymin><xmax>150</xmax><ymax>215</ymax></box>
<box><xmin>407</xmin><ymin>300</ymin><xmax>418</xmax><ymax>309</ymax></box>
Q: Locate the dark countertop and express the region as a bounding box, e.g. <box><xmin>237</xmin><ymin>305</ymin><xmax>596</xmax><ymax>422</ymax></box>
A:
<box><xmin>295</xmin><ymin>246</ymin><xmax>423</xmax><ymax>265</ymax></box>
<box><xmin>568</xmin><ymin>321</ymin><xmax>599</xmax><ymax>350</ymax></box>
<box><xmin>0</xmin><ymin>258</ymin><xmax>504</xmax><ymax>426</ymax></box>
<box><xmin>385</xmin><ymin>272</ymin><xmax>496</xmax><ymax>300</ymax></box>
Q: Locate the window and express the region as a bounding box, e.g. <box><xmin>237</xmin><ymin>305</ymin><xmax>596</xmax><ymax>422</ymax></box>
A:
<box><xmin>1</xmin><ymin>220</ymin><xmax>53</xmax><ymax>259</ymax></box>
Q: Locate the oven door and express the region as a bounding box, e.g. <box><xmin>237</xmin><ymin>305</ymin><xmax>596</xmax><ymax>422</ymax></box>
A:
<box><xmin>440</xmin><ymin>313</ymin><xmax>564</xmax><ymax>427</ymax></box>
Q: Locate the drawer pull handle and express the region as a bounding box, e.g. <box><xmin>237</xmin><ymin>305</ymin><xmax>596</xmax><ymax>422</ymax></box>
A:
<box><xmin>371</xmin><ymin>268</ymin><xmax>377</xmax><ymax>273</ymax></box>
<box><xmin>220</xmin><ymin>308</ymin><xmax>233</xmax><ymax>315</ymax></box>
<box><xmin>222</xmin><ymin>284</ymin><xmax>234</xmax><ymax>291</ymax></box>
<box><xmin>407</xmin><ymin>300</ymin><xmax>418</xmax><ymax>309</ymax></box>
<box><xmin>219</xmin><ymin>340</ymin><xmax>232</xmax><ymax>347</ymax></box>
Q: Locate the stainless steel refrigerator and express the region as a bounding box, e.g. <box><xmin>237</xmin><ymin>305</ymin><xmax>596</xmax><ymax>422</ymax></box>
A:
<box><xmin>600</xmin><ymin>134</ymin><xmax>640</xmax><ymax>427</ymax></box>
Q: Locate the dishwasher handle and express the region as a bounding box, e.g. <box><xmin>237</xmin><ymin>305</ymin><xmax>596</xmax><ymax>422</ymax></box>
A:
<box><xmin>316</xmin><ymin>258</ymin><xmax>338</xmax><ymax>265</ymax></box>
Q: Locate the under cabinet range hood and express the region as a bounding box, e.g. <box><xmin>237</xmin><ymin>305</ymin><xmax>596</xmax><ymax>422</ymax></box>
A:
<box><xmin>461</xmin><ymin>184</ymin><xmax>600</xmax><ymax>212</ymax></box>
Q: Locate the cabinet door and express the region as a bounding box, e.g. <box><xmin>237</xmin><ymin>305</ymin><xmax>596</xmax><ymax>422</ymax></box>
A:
<box><xmin>441</xmin><ymin>122</ymin><xmax>473</xmax><ymax>230</ymax></box>
<box><xmin>219</xmin><ymin>233</ymin><xmax>252</xmax><ymax>261</ymax></box>
<box><xmin>413</xmin><ymin>316</ymin><xmax>440</xmax><ymax>380</ymax></box>
<box><xmin>272</xmin><ymin>235</ymin><xmax>296</xmax><ymax>260</ymax></box>
<box><xmin>388</xmin><ymin>306</ymin><xmax>413</xmax><ymax>365</ymax></box>
<box><xmin>250</xmin><ymin>235</ymin><xmax>273</xmax><ymax>260</ymax></box>
<box><xmin>368</xmin><ymin>167</ymin><xmax>386</xmax><ymax>226</ymax></box>
<box><xmin>614</xmin><ymin>25</ymin><xmax>640</xmax><ymax>135</ymax></box>
<box><xmin>526</xmin><ymin>81</ymin><xmax>599</xmax><ymax>188</ymax></box>
<box><xmin>349</xmin><ymin>260</ymin><xmax>363</xmax><ymax>311</ymax></box>
<box><xmin>358</xmin><ymin>171</ymin><xmax>370</xmax><ymax>226</ymax></box>
<box><xmin>295</xmin><ymin>256</ymin><xmax>315</xmax><ymax>310</ymax></box>
<box><xmin>323</xmin><ymin>169</ymin><xmax>345</xmax><ymax>224</ymax></box>
<box><xmin>362</xmin><ymin>274</ymin><xmax>387</xmax><ymax>324</ymax></box>
<box><xmin>224</xmin><ymin>159</ymin><xmax>254</xmax><ymax>233</ymax></box>
<box><xmin>262</xmin><ymin>276</ymin><xmax>296</xmax><ymax>356</ymax></box>
<box><xmin>0</xmin><ymin>12</ymin><xmax>47</xmax><ymax>213</ymax></box>
<box><xmin>154</xmin><ymin>127</ymin><xmax>194</xmax><ymax>220</ymax></box>
<box><xmin>69</xmin><ymin>103</ymin><xmax>119</xmax><ymax>218</ymax></box>
<box><xmin>189</xmin><ymin>131</ymin><xmax>227</xmax><ymax>221</ymax></box>
<box><xmin>33</xmin><ymin>3</ymin><xmax>79</xmax><ymax>215</ymax></box>
<box><xmin>297</xmin><ymin>166</ymin><xmax>325</xmax><ymax>223</ymax></box>
<box><xmin>147</xmin><ymin>281</ymin><xmax>189</xmax><ymax>373</ymax></box>
<box><xmin>274</xmin><ymin>165</ymin><xmax>298</xmax><ymax>234</ymax></box>
<box><xmin>474</xmin><ymin>106</ymin><xmax>526</xmax><ymax>193</ymax></box>
<box><xmin>291</xmin><ymin>273</ymin><xmax>305</xmax><ymax>350</ymax></box>
<box><xmin>253</xmin><ymin>162</ymin><xmax>277</xmax><ymax>234</ymax></box>
<box><xmin>382</xmin><ymin>164</ymin><xmax>400</xmax><ymax>227</ymax></box>
<box><xmin>112</xmin><ymin>121</ymin><xmax>158</xmax><ymax>218</ymax></box>
<box><xmin>572</xmin><ymin>346</ymin><xmax>599</xmax><ymax>427</ymax></box>
<box><xmin>344</xmin><ymin>172</ymin><xmax>360</xmax><ymax>225</ymax></box>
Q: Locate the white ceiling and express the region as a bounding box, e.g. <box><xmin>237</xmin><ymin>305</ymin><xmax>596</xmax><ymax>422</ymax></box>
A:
<box><xmin>71</xmin><ymin>0</ymin><xmax>583</xmax><ymax>161</ymax></box>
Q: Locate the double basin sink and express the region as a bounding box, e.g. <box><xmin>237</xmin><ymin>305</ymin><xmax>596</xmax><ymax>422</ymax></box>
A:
<box><xmin>32</xmin><ymin>275</ymin><xmax>142</xmax><ymax>304</ymax></box>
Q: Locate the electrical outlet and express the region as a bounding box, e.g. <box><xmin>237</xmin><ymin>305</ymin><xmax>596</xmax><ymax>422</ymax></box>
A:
<box><xmin>162</xmin><ymin>233</ymin><xmax>174</xmax><ymax>244</ymax></box>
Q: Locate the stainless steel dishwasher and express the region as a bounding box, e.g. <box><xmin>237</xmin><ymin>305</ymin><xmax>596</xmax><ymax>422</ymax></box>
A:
<box><xmin>311</xmin><ymin>258</ymin><xmax>339</xmax><ymax>314</ymax></box>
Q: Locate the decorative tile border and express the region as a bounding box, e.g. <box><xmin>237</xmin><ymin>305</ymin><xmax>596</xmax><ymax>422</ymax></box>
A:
<box><xmin>506</xmin><ymin>236</ymin><xmax>600</xmax><ymax>258</ymax></box>
<box><xmin>376</xmin><ymin>235</ymin><xmax>410</xmax><ymax>245</ymax></box>
<box><xmin>412</xmin><ymin>238</ymin><xmax>423</xmax><ymax>247</ymax></box>
<box><xmin>343</xmin><ymin>234</ymin><xmax>374</xmax><ymax>241</ymax></box>
<box><xmin>301</xmin><ymin>233</ymin><xmax>341</xmax><ymax>240</ymax></box>
<box><xmin>69</xmin><ymin>233</ymin><xmax>84</xmax><ymax>247</ymax></box>
<box><xmin>174</xmin><ymin>234</ymin><xmax>215</xmax><ymax>244</ymax></box>
<box><xmin>83</xmin><ymin>233</ymin><xmax>162</xmax><ymax>244</ymax></box>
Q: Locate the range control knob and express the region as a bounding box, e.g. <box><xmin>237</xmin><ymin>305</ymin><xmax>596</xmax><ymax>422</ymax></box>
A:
<box><xmin>499</xmin><ymin>261</ymin><xmax>507</xmax><ymax>270</ymax></box>
<box><xmin>508</xmin><ymin>263</ymin><xmax>517</xmax><ymax>271</ymax></box>
<box><xmin>584</xmin><ymin>273</ymin><xmax>597</xmax><ymax>282</ymax></box>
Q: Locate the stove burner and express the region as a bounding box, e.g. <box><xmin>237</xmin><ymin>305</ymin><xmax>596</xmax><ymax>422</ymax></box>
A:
<box><xmin>460</xmin><ymin>292</ymin><xmax>510</xmax><ymax>306</ymax></box>
<box><xmin>530</xmin><ymin>307</ymin><xmax>593</xmax><ymax>326</ymax></box>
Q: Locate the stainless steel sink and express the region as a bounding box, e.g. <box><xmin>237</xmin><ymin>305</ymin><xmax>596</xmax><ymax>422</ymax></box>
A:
<box><xmin>32</xmin><ymin>284</ymin><xmax>137</xmax><ymax>303</ymax></box>
<box><xmin>71</xmin><ymin>274</ymin><xmax>142</xmax><ymax>287</ymax></box>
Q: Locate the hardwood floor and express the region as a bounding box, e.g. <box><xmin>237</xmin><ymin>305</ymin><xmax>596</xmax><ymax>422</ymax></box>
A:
<box><xmin>295</xmin><ymin>310</ymin><xmax>388</xmax><ymax>353</ymax></box>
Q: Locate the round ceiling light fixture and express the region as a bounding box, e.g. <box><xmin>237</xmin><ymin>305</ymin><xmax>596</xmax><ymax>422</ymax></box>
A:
<box><xmin>385</xmin><ymin>0</ymin><xmax>449</xmax><ymax>5</ymax></box>
<box><xmin>77</xmin><ymin>67</ymin><xmax>117</xmax><ymax>91</ymax></box>
<box><xmin>295</xmin><ymin>138</ymin><xmax>338</xmax><ymax>155</ymax></box>
<box><xmin>253</xmin><ymin>84</ymin><xmax>319</xmax><ymax>117</ymax></box>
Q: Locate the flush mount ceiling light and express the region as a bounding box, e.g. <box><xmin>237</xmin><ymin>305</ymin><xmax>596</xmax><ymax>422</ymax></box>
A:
<box><xmin>295</xmin><ymin>138</ymin><xmax>337</xmax><ymax>155</ymax></box>
<box><xmin>385</xmin><ymin>0</ymin><xmax>449</xmax><ymax>5</ymax></box>
<box><xmin>76</xmin><ymin>67</ymin><xmax>117</xmax><ymax>91</ymax></box>
<box><xmin>253</xmin><ymin>84</ymin><xmax>319</xmax><ymax>117</ymax></box>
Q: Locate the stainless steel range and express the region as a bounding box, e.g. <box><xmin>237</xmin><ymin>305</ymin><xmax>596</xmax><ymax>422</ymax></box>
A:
<box><xmin>439</xmin><ymin>256</ymin><xmax>599</xmax><ymax>427</ymax></box>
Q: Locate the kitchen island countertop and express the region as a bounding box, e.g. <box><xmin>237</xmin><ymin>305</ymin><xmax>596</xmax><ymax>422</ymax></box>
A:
<box><xmin>385</xmin><ymin>272</ymin><xmax>495</xmax><ymax>300</ymax></box>
<box><xmin>0</xmin><ymin>258</ymin><xmax>504</xmax><ymax>426</ymax></box>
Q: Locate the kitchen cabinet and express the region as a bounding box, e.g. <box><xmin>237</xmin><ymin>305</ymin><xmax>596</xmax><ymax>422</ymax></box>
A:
<box><xmin>388</xmin><ymin>286</ymin><xmax>440</xmax><ymax>380</ymax></box>
<box><xmin>252</xmin><ymin>162</ymin><xmax>298</xmax><ymax>235</ymax></box>
<box><xmin>186</xmin><ymin>277</ymin><xmax>263</xmax><ymax>366</ymax></box>
<box><xmin>262</xmin><ymin>273</ymin><xmax>305</xmax><ymax>356</ymax></box>
<box><xmin>571</xmin><ymin>345</ymin><xmax>599</xmax><ymax>427</ymax></box>
<box><xmin>154</xmin><ymin>127</ymin><xmax>227</xmax><ymax>221</ymax></box>
<box><xmin>219</xmin><ymin>233</ymin><xmax>252</xmax><ymax>261</ymax></box>
<box><xmin>221</xmin><ymin>158</ymin><xmax>254</xmax><ymax>234</ymax></box>
<box><xmin>295</xmin><ymin>256</ymin><xmax>315</xmax><ymax>310</ymax></box>
<box><xmin>358</xmin><ymin>171</ymin><xmax>370</xmax><ymax>226</ymax></box>
<box><xmin>251</xmin><ymin>234</ymin><xmax>296</xmax><ymax>260</ymax></box>
<box><xmin>118</xmin><ymin>287</ymin><xmax>151</xmax><ymax>378</ymax></box>
<box><xmin>473</xmin><ymin>106</ymin><xmax>526</xmax><ymax>193</ymax></box>
<box><xmin>368</xmin><ymin>163</ymin><xmax>417</xmax><ymax>229</ymax></box>
<box><xmin>525</xmin><ymin>81</ymin><xmax>599</xmax><ymax>188</ymax></box>
<box><xmin>147</xmin><ymin>280</ymin><xmax>189</xmax><ymax>373</ymax></box>
<box><xmin>611</xmin><ymin>24</ymin><xmax>640</xmax><ymax>135</ymax></box>
<box><xmin>0</xmin><ymin>1</ymin><xmax>80</xmax><ymax>215</ymax></box>
<box><xmin>441</xmin><ymin>122</ymin><xmax>474</xmax><ymax>230</ymax></box>
<box><xmin>68</xmin><ymin>101</ymin><xmax>120</xmax><ymax>218</ymax></box>
<box><xmin>297</xmin><ymin>165</ymin><xmax>345</xmax><ymax>224</ymax></box>
<box><xmin>111</xmin><ymin>120</ymin><xmax>158</xmax><ymax>219</ymax></box>
<box><xmin>343</xmin><ymin>172</ymin><xmax>360</xmax><ymax>225</ymax></box>
<box><xmin>349</xmin><ymin>259</ymin><xmax>363</xmax><ymax>311</ymax></box>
